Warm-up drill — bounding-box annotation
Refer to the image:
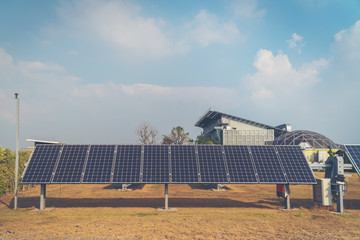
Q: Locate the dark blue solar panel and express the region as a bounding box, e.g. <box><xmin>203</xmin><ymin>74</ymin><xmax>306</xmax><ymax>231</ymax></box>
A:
<box><xmin>275</xmin><ymin>145</ymin><xmax>316</xmax><ymax>184</ymax></box>
<box><xmin>21</xmin><ymin>145</ymin><xmax>62</xmax><ymax>184</ymax></box>
<box><xmin>344</xmin><ymin>145</ymin><xmax>360</xmax><ymax>176</ymax></box>
<box><xmin>52</xmin><ymin>145</ymin><xmax>88</xmax><ymax>183</ymax></box>
<box><xmin>113</xmin><ymin>145</ymin><xmax>142</xmax><ymax>183</ymax></box>
<box><xmin>250</xmin><ymin>146</ymin><xmax>287</xmax><ymax>183</ymax></box>
<box><xmin>142</xmin><ymin>145</ymin><xmax>170</xmax><ymax>183</ymax></box>
<box><xmin>224</xmin><ymin>145</ymin><xmax>257</xmax><ymax>183</ymax></box>
<box><xmin>82</xmin><ymin>145</ymin><xmax>115</xmax><ymax>183</ymax></box>
<box><xmin>171</xmin><ymin>145</ymin><xmax>199</xmax><ymax>183</ymax></box>
<box><xmin>197</xmin><ymin>145</ymin><xmax>228</xmax><ymax>183</ymax></box>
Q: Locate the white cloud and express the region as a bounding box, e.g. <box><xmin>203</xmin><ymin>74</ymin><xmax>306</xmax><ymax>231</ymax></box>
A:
<box><xmin>333</xmin><ymin>20</ymin><xmax>360</xmax><ymax>61</ymax></box>
<box><xmin>230</xmin><ymin>0</ymin><xmax>266</xmax><ymax>19</ymax></box>
<box><xmin>56</xmin><ymin>1</ymin><xmax>242</xmax><ymax>57</ymax></box>
<box><xmin>0</xmin><ymin>47</ymin><xmax>242</xmax><ymax>148</ymax></box>
<box><xmin>243</xmin><ymin>49</ymin><xmax>327</xmax><ymax>103</ymax></box>
<box><xmin>186</xmin><ymin>10</ymin><xmax>241</xmax><ymax>47</ymax></box>
<box><xmin>57</xmin><ymin>0</ymin><xmax>188</xmax><ymax>57</ymax></box>
<box><xmin>286</xmin><ymin>33</ymin><xmax>304</xmax><ymax>53</ymax></box>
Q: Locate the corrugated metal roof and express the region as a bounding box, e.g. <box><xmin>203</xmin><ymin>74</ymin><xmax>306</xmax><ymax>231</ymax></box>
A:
<box><xmin>195</xmin><ymin>110</ymin><xmax>285</xmax><ymax>136</ymax></box>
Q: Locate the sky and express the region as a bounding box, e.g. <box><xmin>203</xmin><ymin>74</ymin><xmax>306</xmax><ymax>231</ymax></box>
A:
<box><xmin>1</xmin><ymin>0</ymin><xmax>360</xmax><ymax>150</ymax></box>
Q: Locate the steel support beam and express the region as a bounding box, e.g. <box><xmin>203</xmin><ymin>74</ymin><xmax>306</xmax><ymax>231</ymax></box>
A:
<box><xmin>165</xmin><ymin>183</ymin><xmax>168</xmax><ymax>210</ymax></box>
<box><xmin>40</xmin><ymin>184</ymin><xmax>46</xmax><ymax>210</ymax></box>
<box><xmin>337</xmin><ymin>183</ymin><xmax>345</xmax><ymax>213</ymax></box>
<box><xmin>285</xmin><ymin>184</ymin><xmax>290</xmax><ymax>210</ymax></box>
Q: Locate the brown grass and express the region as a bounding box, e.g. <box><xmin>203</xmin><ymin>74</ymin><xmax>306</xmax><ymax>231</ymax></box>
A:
<box><xmin>1</xmin><ymin>172</ymin><xmax>360</xmax><ymax>239</ymax></box>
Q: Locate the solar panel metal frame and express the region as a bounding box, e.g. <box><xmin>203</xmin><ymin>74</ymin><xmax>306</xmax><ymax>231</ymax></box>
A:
<box><xmin>344</xmin><ymin>144</ymin><xmax>360</xmax><ymax>176</ymax></box>
<box><xmin>196</xmin><ymin>145</ymin><xmax>228</xmax><ymax>183</ymax></box>
<box><xmin>82</xmin><ymin>145</ymin><xmax>116</xmax><ymax>183</ymax></box>
<box><xmin>275</xmin><ymin>145</ymin><xmax>316</xmax><ymax>184</ymax></box>
<box><xmin>112</xmin><ymin>145</ymin><xmax>143</xmax><ymax>184</ymax></box>
<box><xmin>223</xmin><ymin>145</ymin><xmax>258</xmax><ymax>184</ymax></box>
<box><xmin>21</xmin><ymin>144</ymin><xmax>63</xmax><ymax>184</ymax></box>
<box><xmin>170</xmin><ymin>145</ymin><xmax>199</xmax><ymax>183</ymax></box>
<box><xmin>249</xmin><ymin>145</ymin><xmax>288</xmax><ymax>184</ymax></box>
<box><xmin>141</xmin><ymin>145</ymin><xmax>170</xmax><ymax>184</ymax></box>
<box><xmin>51</xmin><ymin>144</ymin><xmax>90</xmax><ymax>184</ymax></box>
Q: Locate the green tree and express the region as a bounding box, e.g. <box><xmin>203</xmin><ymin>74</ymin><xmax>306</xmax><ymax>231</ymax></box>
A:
<box><xmin>195</xmin><ymin>135</ymin><xmax>220</xmax><ymax>145</ymax></box>
<box><xmin>0</xmin><ymin>145</ymin><xmax>31</xmax><ymax>196</ymax></box>
<box><xmin>162</xmin><ymin>126</ymin><xmax>192</xmax><ymax>145</ymax></box>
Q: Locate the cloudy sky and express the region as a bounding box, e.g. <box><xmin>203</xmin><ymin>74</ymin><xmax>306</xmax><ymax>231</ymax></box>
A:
<box><xmin>1</xmin><ymin>0</ymin><xmax>360</xmax><ymax>150</ymax></box>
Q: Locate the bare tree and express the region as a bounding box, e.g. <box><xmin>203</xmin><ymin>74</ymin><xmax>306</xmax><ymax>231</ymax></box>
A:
<box><xmin>136</xmin><ymin>122</ymin><xmax>158</xmax><ymax>144</ymax></box>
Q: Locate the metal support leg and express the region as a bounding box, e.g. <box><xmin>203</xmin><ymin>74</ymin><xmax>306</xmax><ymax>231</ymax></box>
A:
<box><xmin>165</xmin><ymin>184</ymin><xmax>168</xmax><ymax>210</ymax></box>
<box><xmin>337</xmin><ymin>183</ymin><xmax>344</xmax><ymax>213</ymax></box>
<box><xmin>40</xmin><ymin>184</ymin><xmax>46</xmax><ymax>210</ymax></box>
<box><xmin>285</xmin><ymin>184</ymin><xmax>290</xmax><ymax>210</ymax></box>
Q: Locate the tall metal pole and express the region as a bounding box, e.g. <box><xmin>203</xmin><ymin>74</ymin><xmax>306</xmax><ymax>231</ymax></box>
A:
<box><xmin>14</xmin><ymin>93</ymin><xmax>19</xmax><ymax>210</ymax></box>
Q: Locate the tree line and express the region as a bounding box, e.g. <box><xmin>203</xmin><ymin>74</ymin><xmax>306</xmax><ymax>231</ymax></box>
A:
<box><xmin>136</xmin><ymin>122</ymin><xmax>220</xmax><ymax>145</ymax></box>
<box><xmin>0</xmin><ymin>145</ymin><xmax>31</xmax><ymax>196</ymax></box>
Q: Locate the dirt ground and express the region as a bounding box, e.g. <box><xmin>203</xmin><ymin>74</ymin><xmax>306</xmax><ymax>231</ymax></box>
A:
<box><xmin>1</xmin><ymin>172</ymin><xmax>360</xmax><ymax>239</ymax></box>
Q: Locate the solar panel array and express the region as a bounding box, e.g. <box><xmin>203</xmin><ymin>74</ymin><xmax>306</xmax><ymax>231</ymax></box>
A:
<box><xmin>52</xmin><ymin>145</ymin><xmax>89</xmax><ymax>183</ymax></box>
<box><xmin>275</xmin><ymin>145</ymin><xmax>316</xmax><ymax>184</ymax></box>
<box><xmin>142</xmin><ymin>145</ymin><xmax>169</xmax><ymax>183</ymax></box>
<box><xmin>22</xmin><ymin>145</ymin><xmax>62</xmax><ymax>184</ymax></box>
<box><xmin>344</xmin><ymin>144</ymin><xmax>360</xmax><ymax>176</ymax></box>
<box><xmin>171</xmin><ymin>145</ymin><xmax>198</xmax><ymax>183</ymax></box>
<box><xmin>224</xmin><ymin>145</ymin><xmax>257</xmax><ymax>183</ymax></box>
<box><xmin>22</xmin><ymin>144</ymin><xmax>316</xmax><ymax>184</ymax></box>
<box><xmin>250</xmin><ymin>146</ymin><xmax>287</xmax><ymax>183</ymax></box>
<box><xmin>113</xmin><ymin>145</ymin><xmax>142</xmax><ymax>183</ymax></box>
<box><xmin>83</xmin><ymin>145</ymin><xmax>115</xmax><ymax>183</ymax></box>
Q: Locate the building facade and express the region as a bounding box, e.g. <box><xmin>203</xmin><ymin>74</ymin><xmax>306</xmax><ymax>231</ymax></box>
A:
<box><xmin>195</xmin><ymin>110</ymin><xmax>287</xmax><ymax>145</ymax></box>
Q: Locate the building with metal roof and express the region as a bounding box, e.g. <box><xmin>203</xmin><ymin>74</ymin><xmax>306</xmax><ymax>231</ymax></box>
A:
<box><xmin>195</xmin><ymin>110</ymin><xmax>288</xmax><ymax>145</ymax></box>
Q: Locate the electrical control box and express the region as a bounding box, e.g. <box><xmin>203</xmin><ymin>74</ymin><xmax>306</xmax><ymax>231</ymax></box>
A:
<box><xmin>313</xmin><ymin>178</ymin><xmax>332</xmax><ymax>206</ymax></box>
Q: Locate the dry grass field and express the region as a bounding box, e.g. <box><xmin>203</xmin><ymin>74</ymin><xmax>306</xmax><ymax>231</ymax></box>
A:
<box><xmin>1</xmin><ymin>172</ymin><xmax>360</xmax><ymax>239</ymax></box>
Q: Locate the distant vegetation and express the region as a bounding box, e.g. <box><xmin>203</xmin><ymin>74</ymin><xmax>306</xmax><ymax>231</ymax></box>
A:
<box><xmin>0</xmin><ymin>145</ymin><xmax>31</xmax><ymax>196</ymax></box>
<box><xmin>162</xmin><ymin>126</ymin><xmax>192</xmax><ymax>145</ymax></box>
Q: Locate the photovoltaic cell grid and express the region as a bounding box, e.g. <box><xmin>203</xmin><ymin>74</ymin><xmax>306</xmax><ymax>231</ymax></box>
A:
<box><xmin>113</xmin><ymin>145</ymin><xmax>142</xmax><ymax>183</ymax></box>
<box><xmin>22</xmin><ymin>145</ymin><xmax>62</xmax><ymax>184</ymax></box>
<box><xmin>275</xmin><ymin>146</ymin><xmax>316</xmax><ymax>184</ymax></box>
<box><xmin>22</xmin><ymin>144</ymin><xmax>316</xmax><ymax>185</ymax></box>
<box><xmin>52</xmin><ymin>145</ymin><xmax>89</xmax><ymax>183</ymax></box>
<box><xmin>83</xmin><ymin>145</ymin><xmax>115</xmax><ymax>183</ymax></box>
<box><xmin>171</xmin><ymin>145</ymin><xmax>198</xmax><ymax>183</ymax></box>
<box><xmin>142</xmin><ymin>145</ymin><xmax>170</xmax><ymax>183</ymax></box>
<box><xmin>250</xmin><ymin>146</ymin><xmax>287</xmax><ymax>183</ymax></box>
<box><xmin>197</xmin><ymin>145</ymin><xmax>228</xmax><ymax>183</ymax></box>
<box><xmin>344</xmin><ymin>145</ymin><xmax>360</xmax><ymax>176</ymax></box>
<box><xmin>224</xmin><ymin>145</ymin><xmax>257</xmax><ymax>183</ymax></box>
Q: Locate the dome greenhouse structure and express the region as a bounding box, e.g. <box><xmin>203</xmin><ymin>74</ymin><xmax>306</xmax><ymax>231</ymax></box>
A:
<box><xmin>272</xmin><ymin>130</ymin><xmax>339</xmax><ymax>150</ymax></box>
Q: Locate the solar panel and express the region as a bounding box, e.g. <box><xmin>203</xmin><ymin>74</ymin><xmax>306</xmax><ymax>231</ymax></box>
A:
<box><xmin>52</xmin><ymin>145</ymin><xmax>89</xmax><ymax>183</ymax></box>
<box><xmin>197</xmin><ymin>145</ymin><xmax>228</xmax><ymax>183</ymax></box>
<box><xmin>22</xmin><ymin>144</ymin><xmax>318</xmax><ymax>185</ymax></box>
<box><xmin>250</xmin><ymin>146</ymin><xmax>287</xmax><ymax>184</ymax></box>
<box><xmin>142</xmin><ymin>145</ymin><xmax>170</xmax><ymax>183</ymax></box>
<box><xmin>275</xmin><ymin>145</ymin><xmax>316</xmax><ymax>184</ymax></box>
<box><xmin>21</xmin><ymin>145</ymin><xmax>62</xmax><ymax>184</ymax></box>
<box><xmin>344</xmin><ymin>144</ymin><xmax>360</xmax><ymax>176</ymax></box>
<box><xmin>112</xmin><ymin>145</ymin><xmax>142</xmax><ymax>183</ymax></box>
<box><xmin>171</xmin><ymin>145</ymin><xmax>199</xmax><ymax>183</ymax></box>
<box><xmin>223</xmin><ymin>145</ymin><xmax>257</xmax><ymax>183</ymax></box>
<box><xmin>82</xmin><ymin>145</ymin><xmax>115</xmax><ymax>183</ymax></box>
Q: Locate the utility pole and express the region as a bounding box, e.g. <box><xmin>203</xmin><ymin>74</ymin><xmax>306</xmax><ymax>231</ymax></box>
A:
<box><xmin>14</xmin><ymin>93</ymin><xmax>19</xmax><ymax>210</ymax></box>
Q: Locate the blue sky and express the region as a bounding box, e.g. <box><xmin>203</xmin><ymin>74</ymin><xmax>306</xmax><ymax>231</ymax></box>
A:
<box><xmin>1</xmin><ymin>0</ymin><xmax>360</xmax><ymax>150</ymax></box>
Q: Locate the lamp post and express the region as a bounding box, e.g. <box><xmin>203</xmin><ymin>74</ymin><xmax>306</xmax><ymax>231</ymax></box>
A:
<box><xmin>14</xmin><ymin>93</ymin><xmax>19</xmax><ymax>210</ymax></box>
